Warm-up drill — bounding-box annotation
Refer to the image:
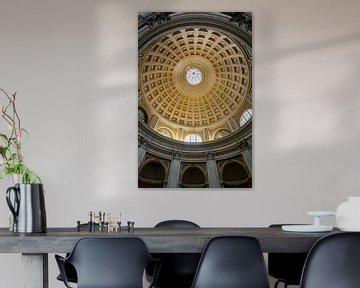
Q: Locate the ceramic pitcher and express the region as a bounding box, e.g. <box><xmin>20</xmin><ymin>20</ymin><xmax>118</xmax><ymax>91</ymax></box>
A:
<box><xmin>6</xmin><ymin>183</ymin><xmax>47</xmax><ymax>233</ymax></box>
<box><xmin>336</xmin><ymin>196</ymin><xmax>360</xmax><ymax>231</ymax></box>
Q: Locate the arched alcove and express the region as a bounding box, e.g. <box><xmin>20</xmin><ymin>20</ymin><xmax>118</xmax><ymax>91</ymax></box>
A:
<box><xmin>221</xmin><ymin>161</ymin><xmax>251</xmax><ymax>188</ymax></box>
<box><xmin>181</xmin><ymin>166</ymin><xmax>207</xmax><ymax>188</ymax></box>
<box><xmin>138</xmin><ymin>161</ymin><xmax>166</xmax><ymax>188</ymax></box>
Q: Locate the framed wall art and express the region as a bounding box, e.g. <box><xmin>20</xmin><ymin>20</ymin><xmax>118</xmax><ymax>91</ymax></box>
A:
<box><xmin>138</xmin><ymin>12</ymin><xmax>252</xmax><ymax>188</ymax></box>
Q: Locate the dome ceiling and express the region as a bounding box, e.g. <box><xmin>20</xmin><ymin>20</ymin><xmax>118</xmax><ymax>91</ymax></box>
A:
<box><xmin>139</xmin><ymin>18</ymin><xmax>252</xmax><ymax>142</ymax></box>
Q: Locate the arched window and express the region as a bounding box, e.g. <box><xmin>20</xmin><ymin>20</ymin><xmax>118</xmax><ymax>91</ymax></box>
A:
<box><xmin>184</xmin><ymin>134</ymin><xmax>202</xmax><ymax>143</ymax></box>
<box><xmin>157</xmin><ymin>128</ymin><xmax>173</xmax><ymax>139</ymax></box>
<box><xmin>214</xmin><ymin>129</ymin><xmax>230</xmax><ymax>140</ymax></box>
<box><xmin>240</xmin><ymin>109</ymin><xmax>252</xmax><ymax>126</ymax></box>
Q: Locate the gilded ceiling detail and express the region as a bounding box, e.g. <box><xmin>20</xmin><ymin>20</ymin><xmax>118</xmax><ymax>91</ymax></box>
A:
<box><xmin>139</xmin><ymin>22</ymin><xmax>252</xmax><ymax>142</ymax></box>
<box><xmin>138</xmin><ymin>12</ymin><xmax>253</xmax><ymax>188</ymax></box>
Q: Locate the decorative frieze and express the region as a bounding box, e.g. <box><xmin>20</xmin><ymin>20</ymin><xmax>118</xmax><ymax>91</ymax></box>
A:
<box><xmin>225</xmin><ymin>12</ymin><xmax>252</xmax><ymax>33</ymax></box>
<box><xmin>138</xmin><ymin>12</ymin><xmax>172</xmax><ymax>29</ymax></box>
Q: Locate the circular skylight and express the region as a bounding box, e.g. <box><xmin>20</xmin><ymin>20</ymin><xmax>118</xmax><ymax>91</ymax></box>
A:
<box><xmin>186</xmin><ymin>67</ymin><xmax>202</xmax><ymax>85</ymax></box>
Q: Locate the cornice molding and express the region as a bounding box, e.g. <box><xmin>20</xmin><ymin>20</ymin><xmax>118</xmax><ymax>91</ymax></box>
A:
<box><xmin>138</xmin><ymin>120</ymin><xmax>252</xmax><ymax>162</ymax></box>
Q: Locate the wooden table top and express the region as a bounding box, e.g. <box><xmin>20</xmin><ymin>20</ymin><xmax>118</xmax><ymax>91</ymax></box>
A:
<box><xmin>0</xmin><ymin>227</ymin><xmax>340</xmax><ymax>254</ymax></box>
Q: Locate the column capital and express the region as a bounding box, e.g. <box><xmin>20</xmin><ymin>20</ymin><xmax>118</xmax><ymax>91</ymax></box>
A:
<box><xmin>140</xmin><ymin>139</ymin><xmax>149</xmax><ymax>148</ymax></box>
<box><xmin>173</xmin><ymin>150</ymin><xmax>182</xmax><ymax>160</ymax></box>
<box><xmin>239</xmin><ymin>139</ymin><xmax>251</xmax><ymax>154</ymax></box>
<box><xmin>206</xmin><ymin>151</ymin><xmax>216</xmax><ymax>160</ymax></box>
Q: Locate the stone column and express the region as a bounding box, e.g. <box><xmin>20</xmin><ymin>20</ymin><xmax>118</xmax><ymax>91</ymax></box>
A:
<box><xmin>240</xmin><ymin>139</ymin><xmax>252</xmax><ymax>175</ymax></box>
<box><xmin>242</xmin><ymin>149</ymin><xmax>252</xmax><ymax>176</ymax></box>
<box><xmin>138</xmin><ymin>141</ymin><xmax>148</xmax><ymax>168</ymax></box>
<box><xmin>206</xmin><ymin>152</ymin><xmax>220</xmax><ymax>188</ymax></box>
<box><xmin>167</xmin><ymin>151</ymin><xmax>182</xmax><ymax>188</ymax></box>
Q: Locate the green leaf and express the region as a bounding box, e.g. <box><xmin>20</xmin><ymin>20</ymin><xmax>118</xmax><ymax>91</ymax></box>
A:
<box><xmin>21</xmin><ymin>128</ymin><xmax>29</xmax><ymax>137</ymax></box>
<box><xmin>0</xmin><ymin>146</ymin><xmax>8</xmax><ymax>158</ymax></box>
<box><xmin>0</xmin><ymin>133</ymin><xmax>8</xmax><ymax>142</ymax></box>
<box><xmin>0</xmin><ymin>168</ymin><xmax>9</xmax><ymax>179</ymax></box>
<box><xmin>16</xmin><ymin>164</ymin><xmax>41</xmax><ymax>184</ymax></box>
<box><xmin>28</xmin><ymin>170</ymin><xmax>41</xmax><ymax>184</ymax></box>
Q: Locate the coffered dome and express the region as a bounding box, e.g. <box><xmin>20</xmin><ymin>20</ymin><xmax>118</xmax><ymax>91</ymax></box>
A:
<box><xmin>139</xmin><ymin>13</ymin><xmax>252</xmax><ymax>142</ymax></box>
<box><xmin>138</xmin><ymin>13</ymin><xmax>253</xmax><ymax>188</ymax></box>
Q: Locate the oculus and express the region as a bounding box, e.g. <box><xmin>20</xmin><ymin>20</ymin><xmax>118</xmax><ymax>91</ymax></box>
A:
<box><xmin>186</xmin><ymin>67</ymin><xmax>202</xmax><ymax>85</ymax></box>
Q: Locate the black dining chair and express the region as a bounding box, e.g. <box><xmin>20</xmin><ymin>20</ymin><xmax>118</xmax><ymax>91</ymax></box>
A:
<box><xmin>300</xmin><ymin>232</ymin><xmax>360</xmax><ymax>288</ymax></box>
<box><xmin>147</xmin><ymin>220</ymin><xmax>201</xmax><ymax>288</ymax></box>
<box><xmin>268</xmin><ymin>224</ymin><xmax>308</xmax><ymax>288</ymax></box>
<box><xmin>191</xmin><ymin>236</ymin><xmax>270</xmax><ymax>288</ymax></box>
<box><xmin>55</xmin><ymin>237</ymin><xmax>160</xmax><ymax>288</ymax></box>
<box><xmin>56</xmin><ymin>223</ymin><xmax>99</xmax><ymax>284</ymax></box>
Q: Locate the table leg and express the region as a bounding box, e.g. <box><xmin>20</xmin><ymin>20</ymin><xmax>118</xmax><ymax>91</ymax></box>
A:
<box><xmin>22</xmin><ymin>253</ymin><xmax>48</xmax><ymax>288</ymax></box>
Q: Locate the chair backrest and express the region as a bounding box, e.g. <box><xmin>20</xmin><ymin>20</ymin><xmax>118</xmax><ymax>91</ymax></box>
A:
<box><xmin>300</xmin><ymin>232</ymin><xmax>360</xmax><ymax>288</ymax></box>
<box><xmin>191</xmin><ymin>236</ymin><xmax>270</xmax><ymax>288</ymax></box>
<box><xmin>151</xmin><ymin>220</ymin><xmax>201</xmax><ymax>287</ymax></box>
<box><xmin>155</xmin><ymin>219</ymin><xmax>200</xmax><ymax>228</ymax></box>
<box><xmin>66</xmin><ymin>237</ymin><xmax>154</xmax><ymax>288</ymax></box>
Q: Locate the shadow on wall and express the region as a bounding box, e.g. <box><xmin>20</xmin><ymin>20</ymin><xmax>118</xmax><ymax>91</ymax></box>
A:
<box><xmin>257</xmin><ymin>31</ymin><xmax>360</xmax><ymax>63</ymax></box>
<box><xmin>255</xmin><ymin>11</ymin><xmax>360</xmax><ymax>208</ymax></box>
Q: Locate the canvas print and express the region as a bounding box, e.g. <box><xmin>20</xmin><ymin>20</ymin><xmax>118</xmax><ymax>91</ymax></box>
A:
<box><xmin>138</xmin><ymin>12</ymin><xmax>252</xmax><ymax>188</ymax></box>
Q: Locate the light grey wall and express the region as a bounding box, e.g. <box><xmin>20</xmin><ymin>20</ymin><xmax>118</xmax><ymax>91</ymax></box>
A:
<box><xmin>1</xmin><ymin>0</ymin><xmax>360</xmax><ymax>287</ymax></box>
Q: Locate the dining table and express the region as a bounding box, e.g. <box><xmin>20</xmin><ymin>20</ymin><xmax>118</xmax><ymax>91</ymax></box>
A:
<box><xmin>0</xmin><ymin>226</ymin><xmax>340</xmax><ymax>288</ymax></box>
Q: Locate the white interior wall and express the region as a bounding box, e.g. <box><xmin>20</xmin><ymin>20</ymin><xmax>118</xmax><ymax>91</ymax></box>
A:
<box><xmin>0</xmin><ymin>0</ymin><xmax>360</xmax><ymax>287</ymax></box>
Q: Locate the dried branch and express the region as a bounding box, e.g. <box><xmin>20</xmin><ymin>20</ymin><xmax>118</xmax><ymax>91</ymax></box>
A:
<box><xmin>0</xmin><ymin>88</ymin><xmax>40</xmax><ymax>183</ymax></box>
